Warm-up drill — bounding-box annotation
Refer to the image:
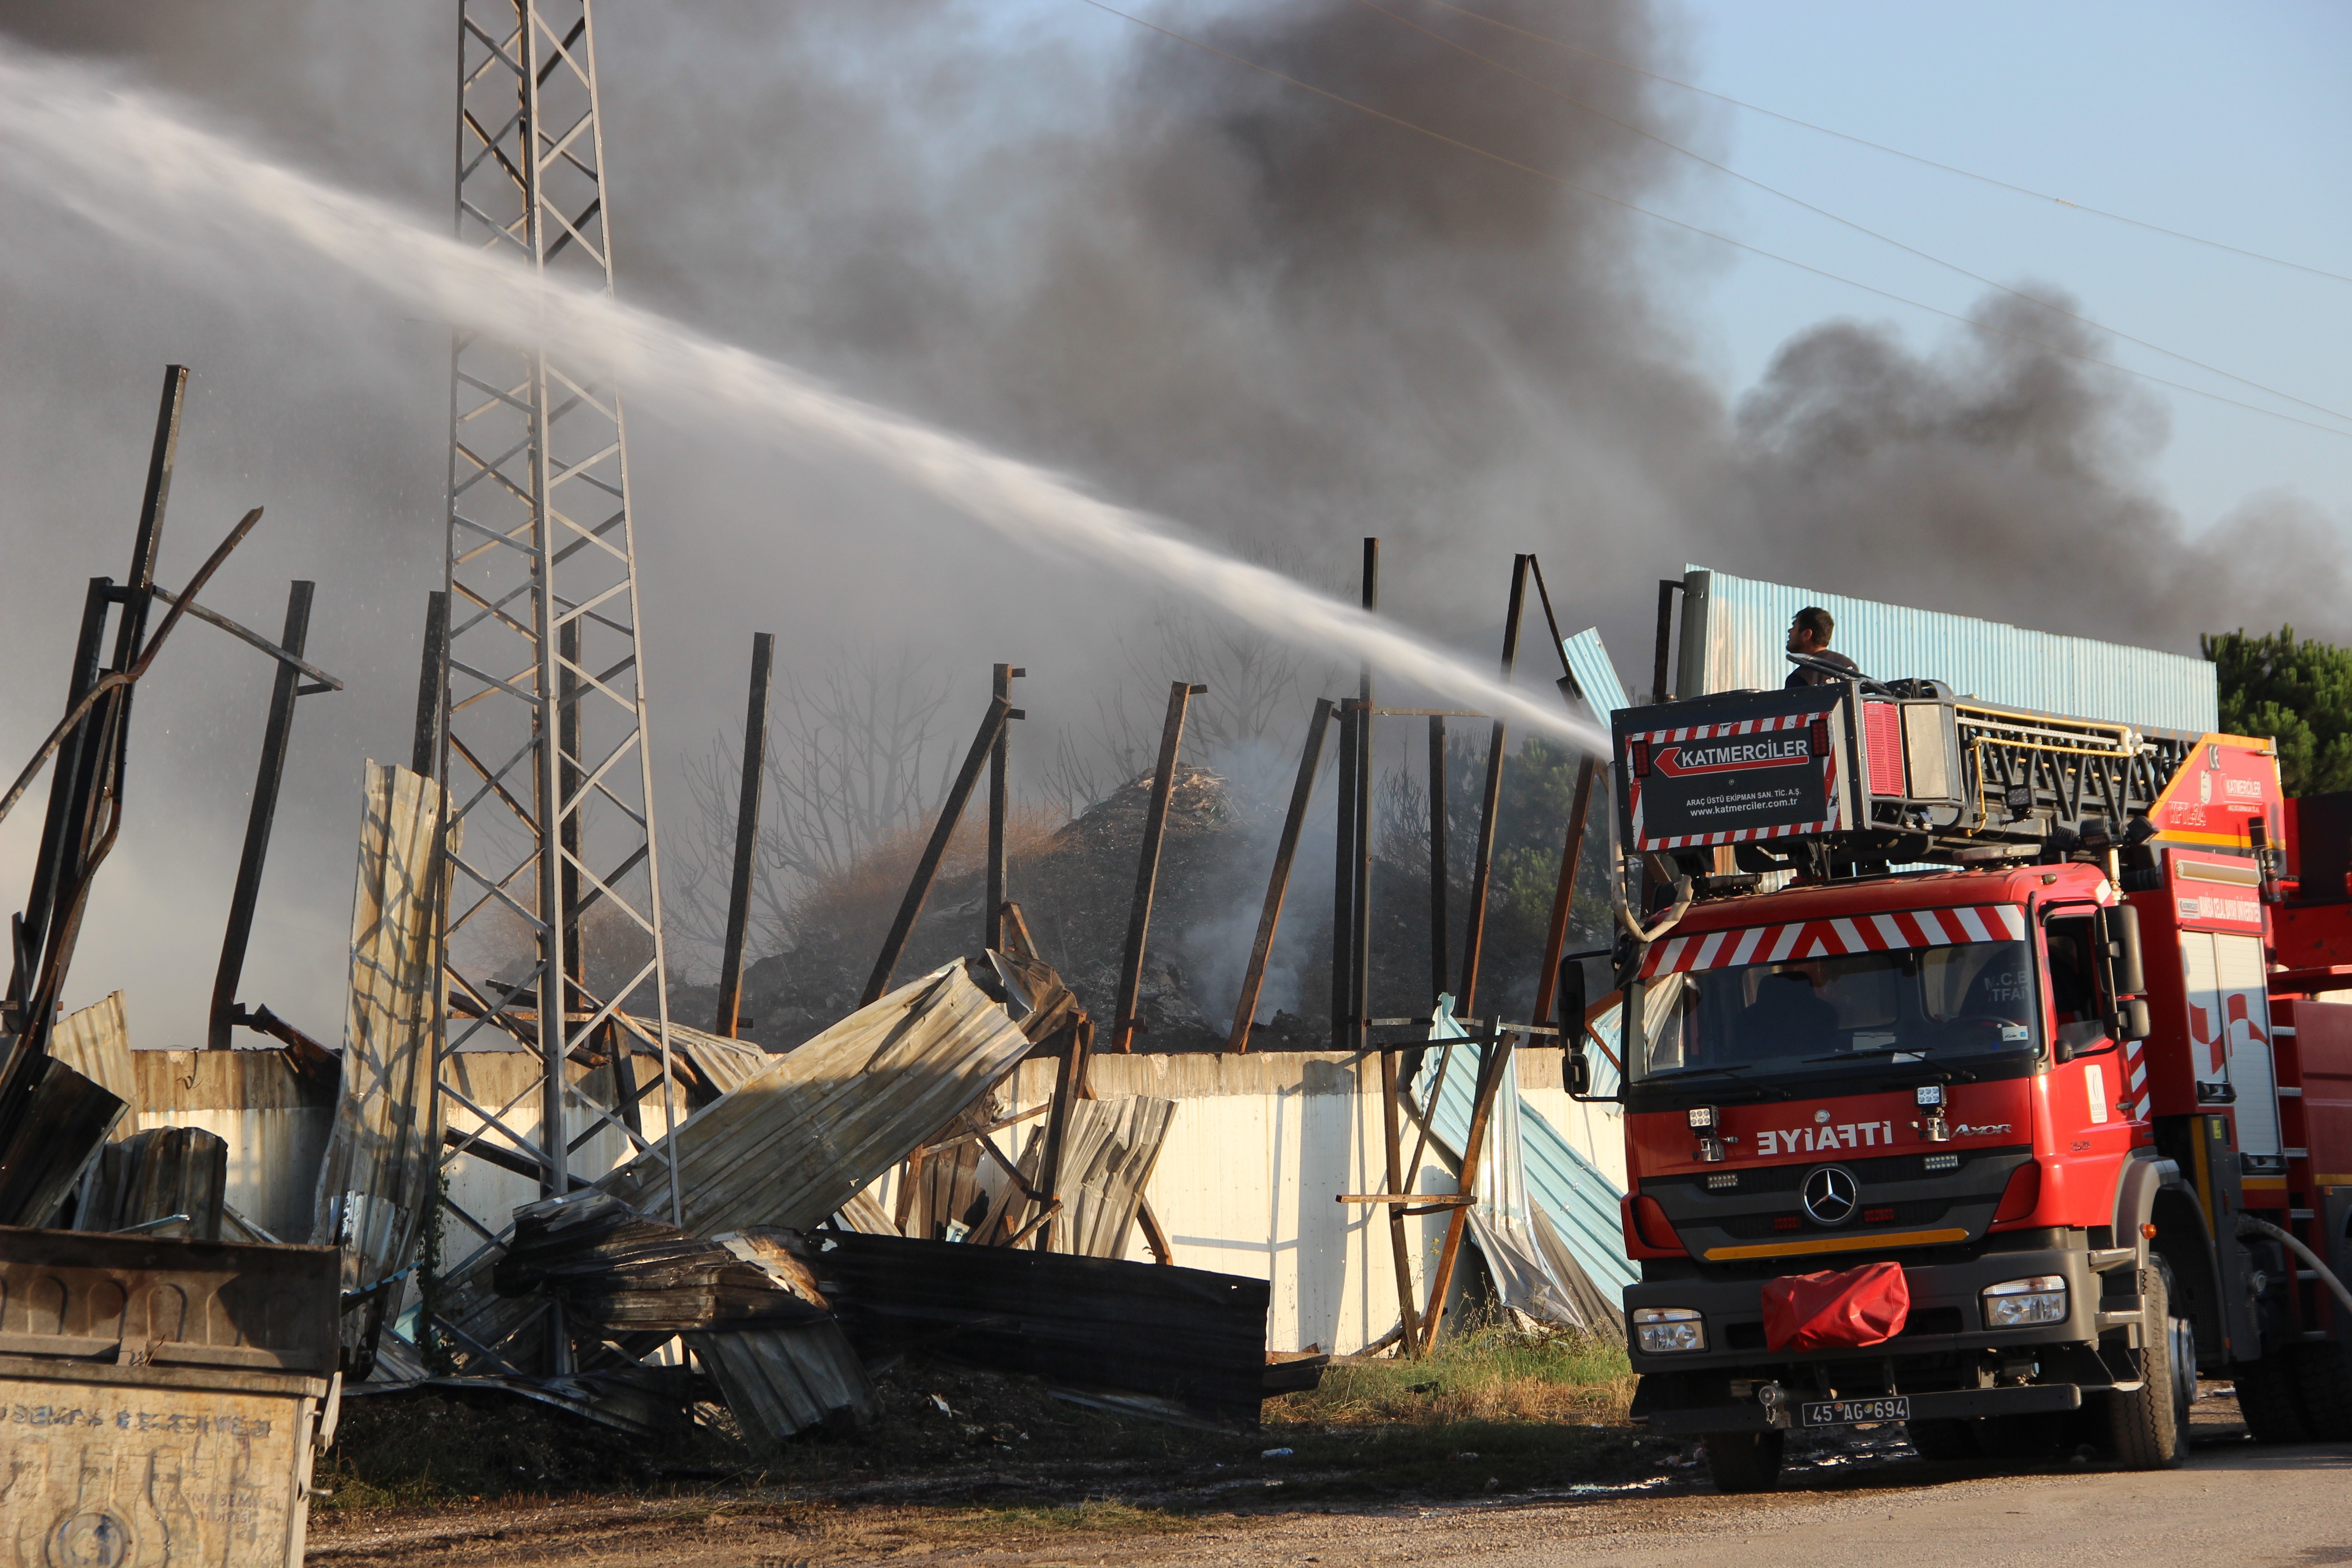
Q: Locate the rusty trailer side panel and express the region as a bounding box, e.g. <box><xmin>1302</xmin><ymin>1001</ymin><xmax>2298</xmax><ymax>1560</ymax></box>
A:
<box><xmin>0</xmin><ymin>1227</ymin><xmax>339</xmax><ymax>1568</ymax></box>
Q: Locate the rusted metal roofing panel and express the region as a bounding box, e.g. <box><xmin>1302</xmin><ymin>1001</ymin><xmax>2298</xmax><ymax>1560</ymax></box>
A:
<box><xmin>1677</xmin><ymin>567</ymin><xmax>2218</xmax><ymax>732</ymax></box>
<box><xmin>309</xmin><ymin>763</ymin><xmax>458</xmax><ymax>1362</ymax></box>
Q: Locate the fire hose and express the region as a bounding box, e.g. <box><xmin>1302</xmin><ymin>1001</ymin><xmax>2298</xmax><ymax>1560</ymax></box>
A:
<box><xmin>1615</xmin><ymin>871</ymin><xmax>1692</xmax><ymax>945</ymax></box>
<box><xmin>2236</xmin><ymin>1212</ymin><xmax>2352</xmax><ymax>1321</ymax></box>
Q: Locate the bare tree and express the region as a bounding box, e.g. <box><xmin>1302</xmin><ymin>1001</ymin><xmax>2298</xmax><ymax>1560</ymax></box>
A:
<box><xmin>1042</xmin><ymin>607</ymin><xmax>1339</xmax><ymax>815</ymax></box>
<box><xmin>670</xmin><ymin>650</ymin><xmax>957</xmax><ymax>977</ymax></box>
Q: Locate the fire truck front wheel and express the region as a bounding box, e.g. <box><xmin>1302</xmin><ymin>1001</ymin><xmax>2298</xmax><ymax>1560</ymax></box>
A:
<box><xmin>1702</xmin><ymin>1428</ymin><xmax>1784</xmax><ymax>1493</ymax></box>
<box><xmin>2105</xmin><ymin>1262</ymin><xmax>2191</xmax><ymax>1470</ymax></box>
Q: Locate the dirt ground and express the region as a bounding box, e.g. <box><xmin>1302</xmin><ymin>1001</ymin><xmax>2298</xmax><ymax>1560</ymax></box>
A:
<box><xmin>306</xmin><ymin>1383</ymin><xmax>2324</xmax><ymax>1566</ymax></box>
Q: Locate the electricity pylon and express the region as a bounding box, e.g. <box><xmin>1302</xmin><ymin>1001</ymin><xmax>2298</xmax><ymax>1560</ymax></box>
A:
<box><xmin>429</xmin><ymin>0</ymin><xmax>681</xmax><ymax>1372</ymax></box>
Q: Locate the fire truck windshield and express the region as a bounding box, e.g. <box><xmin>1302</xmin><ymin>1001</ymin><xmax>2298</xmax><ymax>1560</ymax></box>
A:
<box><xmin>1628</xmin><ymin>940</ymin><xmax>2036</xmax><ymax>1085</ymax></box>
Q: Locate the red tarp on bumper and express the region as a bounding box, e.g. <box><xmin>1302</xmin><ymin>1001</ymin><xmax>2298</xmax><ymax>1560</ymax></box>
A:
<box><xmin>1761</xmin><ymin>1260</ymin><xmax>1911</xmax><ymax>1352</ymax></box>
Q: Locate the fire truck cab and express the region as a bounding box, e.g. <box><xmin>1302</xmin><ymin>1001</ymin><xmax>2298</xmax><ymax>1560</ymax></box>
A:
<box><xmin>1565</xmin><ymin>677</ymin><xmax>2352</xmax><ymax>1491</ymax></box>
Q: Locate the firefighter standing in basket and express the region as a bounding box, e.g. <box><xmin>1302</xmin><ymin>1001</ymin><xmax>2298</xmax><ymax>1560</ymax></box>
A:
<box><xmin>1784</xmin><ymin>605</ymin><xmax>1859</xmax><ymax>687</ymax></box>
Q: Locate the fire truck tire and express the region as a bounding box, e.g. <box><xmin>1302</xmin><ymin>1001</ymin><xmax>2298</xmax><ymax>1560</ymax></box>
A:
<box><xmin>2107</xmin><ymin>1263</ymin><xmax>2190</xmax><ymax>1470</ymax></box>
<box><xmin>1702</xmin><ymin>1429</ymin><xmax>1784</xmax><ymax>1493</ymax></box>
<box><xmin>2232</xmin><ymin>1351</ymin><xmax>2312</xmax><ymax>1443</ymax></box>
<box><xmin>2293</xmin><ymin>1339</ymin><xmax>2352</xmax><ymax>1442</ymax></box>
<box><xmin>1905</xmin><ymin>1419</ymin><xmax>1980</xmax><ymax>1461</ymax></box>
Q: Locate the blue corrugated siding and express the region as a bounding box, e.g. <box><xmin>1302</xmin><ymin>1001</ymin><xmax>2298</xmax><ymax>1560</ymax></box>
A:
<box><xmin>1561</xmin><ymin>628</ymin><xmax>1631</xmax><ymax>720</ymax></box>
<box><xmin>1420</xmin><ymin>1025</ymin><xmax>1637</xmax><ymax>1300</ymax></box>
<box><xmin>1686</xmin><ymin>567</ymin><xmax>2217</xmax><ymax>733</ymax></box>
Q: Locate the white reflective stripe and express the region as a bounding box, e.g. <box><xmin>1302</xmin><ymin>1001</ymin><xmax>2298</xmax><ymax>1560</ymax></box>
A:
<box><xmin>1767</xmin><ymin>923</ymin><xmax>1804</xmax><ymax>962</ymax></box>
<box><xmin>1870</xmin><ymin>914</ymin><xmax>1907</xmax><ymax>948</ymax></box>
<box><xmin>1952</xmin><ymin>906</ymin><xmax>1993</xmax><ymax>942</ymax></box>
<box><xmin>1655</xmin><ymin>936</ymin><xmax>1689</xmax><ymax>974</ymax></box>
<box><xmin>1693</xmin><ymin>931</ymin><xmax>1727</xmax><ymax>970</ymax></box>
<box><xmin>1829</xmin><ymin>918</ymin><xmax>1866</xmax><ymax>953</ymax></box>
<box><xmin>1911</xmin><ymin>908</ymin><xmax>1952</xmax><ymax>945</ymax></box>
<box><xmin>1991</xmin><ymin>905</ymin><xmax>2027</xmax><ymax>940</ymax></box>
<box><xmin>1728</xmin><ymin>926</ymin><xmax>1766</xmax><ymax>966</ymax></box>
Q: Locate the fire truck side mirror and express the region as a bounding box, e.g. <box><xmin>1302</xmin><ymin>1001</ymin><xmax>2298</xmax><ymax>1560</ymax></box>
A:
<box><xmin>2114</xmin><ymin>998</ymin><xmax>2151</xmax><ymax>1042</ymax></box>
<box><xmin>2100</xmin><ymin>903</ymin><xmax>2146</xmax><ymax>996</ymax></box>
<box><xmin>1567</xmin><ymin>1049</ymin><xmax>1593</xmax><ymax>1097</ymax></box>
<box><xmin>1557</xmin><ymin>954</ymin><xmax>1589</xmax><ymax>1026</ymax></box>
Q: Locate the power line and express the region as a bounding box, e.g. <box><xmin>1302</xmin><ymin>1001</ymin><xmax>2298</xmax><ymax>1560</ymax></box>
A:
<box><xmin>1344</xmin><ymin>0</ymin><xmax>2352</xmax><ymax>430</ymax></box>
<box><xmin>1423</xmin><ymin>0</ymin><xmax>2352</xmax><ymax>288</ymax></box>
<box><xmin>1072</xmin><ymin>0</ymin><xmax>2352</xmax><ymax>442</ymax></box>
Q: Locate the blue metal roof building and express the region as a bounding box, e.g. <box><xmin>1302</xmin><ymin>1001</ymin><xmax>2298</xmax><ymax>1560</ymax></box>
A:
<box><xmin>1673</xmin><ymin>567</ymin><xmax>2219</xmax><ymax>734</ymax></box>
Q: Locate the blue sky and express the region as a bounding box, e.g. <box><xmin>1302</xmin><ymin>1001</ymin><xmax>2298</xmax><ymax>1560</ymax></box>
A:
<box><xmin>1664</xmin><ymin>0</ymin><xmax>2351</xmax><ymax>533</ymax></box>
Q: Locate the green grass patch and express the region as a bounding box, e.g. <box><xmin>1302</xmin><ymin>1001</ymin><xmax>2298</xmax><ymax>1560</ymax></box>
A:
<box><xmin>1269</xmin><ymin>1316</ymin><xmax>1634</xmax><ymax>1430</ymax></box>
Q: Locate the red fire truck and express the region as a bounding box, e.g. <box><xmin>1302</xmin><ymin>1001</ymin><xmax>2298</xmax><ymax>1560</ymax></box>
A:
<box><xmin>1558</xmin><ymin>672</ymin><xmax>2352</xmax><ymax>1491</ymax></box>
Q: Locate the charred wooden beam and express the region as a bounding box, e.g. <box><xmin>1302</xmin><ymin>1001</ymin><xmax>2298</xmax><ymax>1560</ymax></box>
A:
<box><xmin>1417</xmin><ymin>1022</ymin><xmax>1514</xmax><ymax>1353</ymax></box>
<box><xmin>1226</xmin><ymin>698</ymin><xmax>1333</xmax><ymax>1053</ymax></box>
<box><xmin>986</xmin><ymin>664</ymin><xmax>1025</xmax><ymax>952</ymax></box>
<box><xmin>861</xmin><ymin>695</ymin><xmax>1014</xmax><ymax>1007</ymax></box>
<box><xmin>1110</xmin><ymin>681</ymin><xmax>1203</xmax><ymax>1053</ymax></box>
<box><xmin>209</xmin><ymin>580</ymin><xmax>316</xmax><ymax>1051</ymax></box>
<box><xmin>411</xmin><ymin>589</ymin><xmax>449</xmax><ymax>779</ymax></box>
<box><xmin>1456</xmin><ymin>554</ymin><xmax>1529</xmax><ymax>1018</ymax></box>
<box><xmin>715</xmin><ymin>632</ymin><xmax>774</xmax><ymax>1037</ymax></box>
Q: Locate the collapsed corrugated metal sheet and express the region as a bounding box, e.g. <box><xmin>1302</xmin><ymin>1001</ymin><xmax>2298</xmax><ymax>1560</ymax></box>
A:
<box><xmin>1418</xmin><ymin>1002</ymin><xmax>1635</xmax><ymax>1333</ymax></box>
<box><xmin>642</xmin><ymin>1015</ymin><xmax>771</xmax><ymax>1098</ymax></box>
<box><xmin>443</xmin><ymin>960</ymin><xmax>1033</xmax><ymax>1363</ymax></box>
<box><xmin>133</xmin><ymin>1049</ymin><xmax>337</xmax><ymax>1243</ymax></box>
<box><xmin>685</xmin><ymin>1326</ymin><xmax>878</xmax><ymax>1449</ymax></box>
<box><xmin>80</xmin><ymin>1125</ymin><xmax>230</xmax><ymax>1239</ymax></box>
<box><xmin>1050</xmin><ymin>1096</ymin><xmax>1176</xmax><ymax>1258</ymax></box>
<box><xmin>50</xmin><ymin>991</ymin><xmax>135</xmax><ymax>1139</ymax></box>
<box><xmin>813</xmin><ymin>1230</ymin><xmax>1270</xmax><ymax>1426</ymax></box>
<box><xmin>1561</xmin><ymin>627</ymin><xmax>1632</xmax><ymax>719</ymax></box>
<box><xmin>1676</xmin><ymin>566</ymin><xmax>2218</xmax><ymax>731</ymax></box>
<box><xmin>600</xmin><ymin>960</ymin><xmax>1034</xmax><ymax>1235</ymax></box>
<box><xmin>310</xmin><ymin>762</ymin><xmax>458</xmax><ymax>1362</ymax></box>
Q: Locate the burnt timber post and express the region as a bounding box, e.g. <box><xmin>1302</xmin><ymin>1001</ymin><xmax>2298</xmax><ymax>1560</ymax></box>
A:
<box><xmin>409</xmin><ymin>591</ymin><xmax>448</xmax><ymax>777</ymax></box>
<box><xmin>1330</xmin><ymin>710</ymin><xmax>1356</xmax><ymax>1048</ymax></box>
<box><xmin>1418</xmin><ymin>1020</ymin><xmax>1514</xmax><ymax>1352</ymax></box>
<box><xmin>1457</xmin><ymin>554</ymin><xmax>1529</xmax><ymax>1018</ymax></box>
<box><xmin>714</xmin><ymin>632</ymin><xmax>774</xmax><ymax>1038</ymax></box>
<box><xmin>1352</xmin><ymin>539</ymin><xmax>1377</xmax><ymax>1054</ymax></box>
<box><xmin>1427</xmin><ymin>714</ymin><xmax>1449</xmax><ymax>1007</ymax></box>
<box><xmin>986</xmin><ymin>664</ymin><xmax>1025</xmax><ymax>952</ymax></box>
<box><xmin>10</xmin><ymin>366</ymin><xmax>186</xmax><ymax>1061</ymax></box>
<box><xmin>862</xmin><ymin>695</ymin><xmax>1015</xmax><ymax>1007</ymax></box>
<box><xmin>207</xmin><ymin>579</ymin><xmax>317</xmax><ymax>1051</ymax></box>
<box><xmin>1226</xmin><ymin>698</ymin><xmax>1334</xmax><ymax>1053</ymax></box>
<box><xmin>1112</xmin><ymin>681</ymin><xmax>1203</xmax><ymax>1054</ymax></box>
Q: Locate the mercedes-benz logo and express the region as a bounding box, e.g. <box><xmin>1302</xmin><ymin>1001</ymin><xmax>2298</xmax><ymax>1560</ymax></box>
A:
<box><xmin>1802</xmin><ymin>1166</ymin><xmax>1860</xmax><ymax>1226</ymax></box>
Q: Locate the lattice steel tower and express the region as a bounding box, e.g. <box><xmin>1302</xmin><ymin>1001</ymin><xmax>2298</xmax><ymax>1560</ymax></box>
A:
<box><xmin>432</xmin><ymin>0</ymin><xmax>680</xmax><ymax>1366</ymax></box>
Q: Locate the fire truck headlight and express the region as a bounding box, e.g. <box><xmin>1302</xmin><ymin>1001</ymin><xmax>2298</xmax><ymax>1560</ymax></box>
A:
<box><xmin>1981</xmin><ymin>1276</ymin><xmax>2068</xmax><ymax>1328</ymax></box>
<box><xmin>1686</xmin><ymin>1106</ymin><xmax>1717</xmax><ymax>1130</ymax></box>
<box><xmin>1632</xmin><ymin>1307</ymin><xmax>1706</xmax><ymax>1354</ymax></box>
